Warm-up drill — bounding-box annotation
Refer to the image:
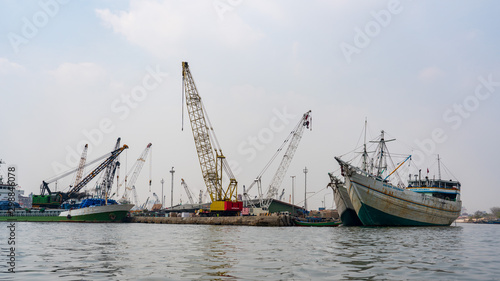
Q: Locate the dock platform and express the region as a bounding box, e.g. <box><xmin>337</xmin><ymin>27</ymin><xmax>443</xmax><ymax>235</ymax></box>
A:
<box><xmin>131</xmin><ymin>215</ymin><xmax>293</xmax><ymax>226</ymax></box>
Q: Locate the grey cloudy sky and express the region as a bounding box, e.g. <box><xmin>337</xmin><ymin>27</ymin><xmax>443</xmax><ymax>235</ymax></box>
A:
<box><xmin>1</xmin><ymin>0</ymin><xmax>499</xmax><ymax>213</ymax></box>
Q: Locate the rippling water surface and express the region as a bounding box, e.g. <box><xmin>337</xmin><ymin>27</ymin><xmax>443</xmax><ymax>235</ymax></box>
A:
<box><xmin>1</xmin><ymin>222</ymin><xmax>500</xmax><ymax>280</ymax></box>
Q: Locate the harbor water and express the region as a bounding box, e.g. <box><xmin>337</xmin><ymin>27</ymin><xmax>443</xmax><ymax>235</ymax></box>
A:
<box><xmin>1</xmin><ymin>222</ymin><xmax>500</xmax><ymax>280</ymax></box>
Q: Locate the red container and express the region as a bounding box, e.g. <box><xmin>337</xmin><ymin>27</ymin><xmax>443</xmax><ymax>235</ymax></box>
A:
<box><xmin>224</xmin><ymin>201</ymin><xmax>243</xmax><ymax>211</ymax></box>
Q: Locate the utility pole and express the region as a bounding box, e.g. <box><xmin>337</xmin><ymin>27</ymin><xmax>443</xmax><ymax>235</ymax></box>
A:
<box><xmin>303</xmin><ymin>166</ymin><xmax>308</xmax><ymax>211</ymax></box>
<box><xmin>161</xmin><ymin>178</ymin><xmax>165</xmax><ymax>208</ymax></box>
<box><xmin>291</xmin><ymin>175</ymin><xmax>295</xmax><ymax>215</ymax></box>
<box><xmin>170</xmin><ymin>167</ymin><xmax>175</xmax><ymax>208</ymax></box>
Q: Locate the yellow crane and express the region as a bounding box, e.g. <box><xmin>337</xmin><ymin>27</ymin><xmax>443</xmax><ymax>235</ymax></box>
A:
<box><xmin>182</xmin><ymin>62</ymin><xmax>241</xmax><ymax>214</ymax></box>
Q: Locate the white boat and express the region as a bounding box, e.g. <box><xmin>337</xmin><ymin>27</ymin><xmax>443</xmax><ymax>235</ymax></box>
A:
<box><xmin>59</xmin><ymin>199</ymin><xmax>134</xmax><ymax>222</ymax></box>
<box><xmin>0</xmin><ymin>160</ymin><xmax>25</xmax><ymax>204</ymax></box>
<box><xmin>335</xmin><ymin>130</ymin><xmax>462</xmax><ymax>226</ymax></box>
<box><xmin>1</xmin><ymin>198</ymin><xmax>133</xmax><ymax>222</ymax></box>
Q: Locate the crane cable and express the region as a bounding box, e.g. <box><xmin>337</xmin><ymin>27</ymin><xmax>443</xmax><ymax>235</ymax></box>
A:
<box><xmin>45</xmin><ymin>150</ymin><xmax>111</xmax><ymax>184</ymax></box>
<box><xmin>149</xmin><ymin>145</ymin><xmax>153</xmax><ymax>192</ymax></box>
<box><xmin>245</xmin><ymin>114</ymin><xmax>304</xmax><ymax>195</ymax></box>
<box><xmin>200</xmin><ymin>101</ymin><xmax>224</xmax><ymax>153</ymax></box>
<box><xmin>181</xmin><ymin>72</ymin><xmax>185</xmax><ymax>131</ymax></box>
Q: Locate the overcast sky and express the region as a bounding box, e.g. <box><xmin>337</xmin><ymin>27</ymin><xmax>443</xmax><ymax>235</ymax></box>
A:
<box><xmin>1</xmin><ymin>0</ymin><xmax>499</xmax><ymax>213</ymax></box>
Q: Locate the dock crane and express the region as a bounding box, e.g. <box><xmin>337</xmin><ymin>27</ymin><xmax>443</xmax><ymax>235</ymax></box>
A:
<box><xmin>141</xmin><ymin>197</ymin><xmax>150</xmax><ymax>210</ymax></box>
<box><xmin>182</xmin><ymin>62</ymin><xmax>241</xmax><ymax>214</ymax></box>
<box><xmin>181</xmin><ymin>178</ymin><xmax>196</xmax><ymax>205</ymax></box>
<box><xmin>118</xmin><ymin>143</ymin><xmax>152</xmax><ymax>203</ymax></box>
<box><xmin>97</xmin><ymin>138</ymin><xmax>121</xmax><ymax>199</ymax></box>
<box><xmin>152</xmin><ymin>193</ymin><xmax>160</xmax><ymax>203</ymax></box>
<box><xmin>35</xmin><ymin>144</ymin><xmax>128</xmax><ymax>208</ymax></box>
<box><xmin>73</xmin><ymin>144</ymin><xmax>88</xmax><ymax>187</ymax></box>
<box><xmin>243</xmin><ymin>110</ymin><xmax>311</xmax><ymax>210</ymax></box>
<box><xmin>278</xmin><ymin>189</ymin><xmax>285</xmax><ymax>201</ymax></box>
<box><xmin>131</xmin><ymin>186</ymin><xmax>140</xmax><ymax>208</ymax></box>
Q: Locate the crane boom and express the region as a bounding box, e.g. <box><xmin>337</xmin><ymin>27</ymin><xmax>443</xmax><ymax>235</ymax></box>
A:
<box><xmin>141</xmin><ymin>197</ymin><xmax>150</xmax><ymax>210</ymax></box>
<box><xmin>262</xmin><ymin>110</ymin><xmax>311</xmax><ymax>208</ymax></box>
<box><xmin>40</xmin><ymin>150</ymin><xmax>113</xmax><ymax>195</ymax></box>
<box><xmin>182</xmin><ymin>62</ymin><xmax>240</xmax><ymax>213</ymax></box>
<box><xmin>152</xmin><ymin>193</ymin><xmax>160</xmax><ymax>204</ymax></box>
<box><xmin>99</xmin><ymin>138</ymin><xmax>121</xmax><ymax>198</ymax></box>
<box><xmin>132</xmin><ymin>186</ymin><xmax>140</xmax><ymax>207</ymax></box>
<box><xmin>181</xmin><ymin>178</ymin><xmax>196</xmax><ymax>205</ymax></box>
<box><xmin>66</xmin><ymin>145</ymin><xmax>128</xmax><ymax>199</ymax></box>
<box><xmin>279</xmin><ymin>188</ymin><xmax>285</xmax><ymax>201</ymax></box>
<box><xmin>120</xmin><ymin>143</ymin><xmax>152</xmax><ymax>202</ymax></box>
<box><xmin>74</xmin><ymin>144</ymin><xmax>88</xmax><ymax>187</ymax></box>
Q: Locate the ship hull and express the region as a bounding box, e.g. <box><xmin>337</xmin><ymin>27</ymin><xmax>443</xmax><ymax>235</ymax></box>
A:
<box><xmin>0</xmin><ymin>204</ymin><xmax>133</xmax><ymax>223</ymax></box>
<box><xmin>343</xmin><ymin>167</ymin><xmax>461</xmax><ymax>226</ymax></box>
<box><xmin>332</xmin><ymin>183</ymin><xmax>363</xmax><ymax>226</ymax></box>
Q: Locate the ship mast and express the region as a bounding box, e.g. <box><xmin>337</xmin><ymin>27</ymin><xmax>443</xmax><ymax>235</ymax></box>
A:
<box><xmin>377</xmin><ymin>131</ymin><xmax>386</xmax><ymax>177</ymax></box>
<box><xmin>373</xmin><ymin>130</ymin><xmax>395</xmax><ymax>178</ymax></box>
<box><xmin>437</xmin><ymin>154</ymin><xmax>442</xmax><ymax>180</ymax></box>
<box><xmin>361</xmin><ymin>118</ymin><xmax>369</xmax><ymax>172</ymax></box>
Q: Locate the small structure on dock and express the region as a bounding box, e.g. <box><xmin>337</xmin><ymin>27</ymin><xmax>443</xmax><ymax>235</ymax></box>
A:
<box><xmin>243</xmin><ymin>199</ymin><xmax>306</xmax><ymax>216</ymax></box>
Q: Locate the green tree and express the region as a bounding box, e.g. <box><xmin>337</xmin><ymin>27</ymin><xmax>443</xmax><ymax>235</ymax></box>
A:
<box><xmin>490</xmin><ymin>207</ymin><xmax>500</xmax><ymax>218</ymax></box>
<box><xmin>473</xmin><ymin>210</ymin><xmax>484</xmax><ymax>219</ymax></box>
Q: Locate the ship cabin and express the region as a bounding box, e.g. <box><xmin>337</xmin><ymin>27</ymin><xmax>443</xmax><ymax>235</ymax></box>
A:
<box><xmin>407</xmin><ymin>177</ymin><xmax>461</xmax><ymax>201</ymax></box>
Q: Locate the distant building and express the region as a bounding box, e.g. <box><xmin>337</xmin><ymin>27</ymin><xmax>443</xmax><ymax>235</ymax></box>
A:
<box><xmin>18</xmin><ymin>192</ymin><xmax>32</xmax><ymax>208</ymax></box>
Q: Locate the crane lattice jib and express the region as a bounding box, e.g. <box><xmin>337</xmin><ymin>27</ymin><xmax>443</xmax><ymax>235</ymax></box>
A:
<box><xmin>131</xmin><ymin>186</ymin><xmax>140</xmax><ymax>207</ymax></box>
<box><xmin>67</xmin><ymin>145</ymin><xmax>128</xmax><ymax>198</ymax></box>
<box><xmin>220</xmin><ymin>156</ymin><xmax>238</xmax><ymax>201</ymax></box>
<box><xmin>181</xmin><ymin>178</ymin><xmax>195</xmax><ymax>205</ymax></box>
<box><xmin>183</xmin><ymin>62</ymin><xmax>237</xmax><ymax>203</ymax></box>
<box><xmin>152</xmin><ymin>193</ymin><xmax>160</xmax><ymax>204</ymax></box>
<box><xmin>40</xmin><ymin>149</ymin><xmax>116</xmax><ymax>195</ymax></box>
<box><xmin>74</xmin><ymin>144</ymin><xmax>88</xmax><ymax>187</ymax></box>
<box><xmin>263</xmin><ymin>110</ymin><xmax>311</xmax><ymax>207</ymax></box>
<box><xmin>121</xmin><ymin>143</ymin><xmax>152</xmax><ymax>201</ymax></box>
<box><xmin>100</xmin><ymin>138</ymin><xmax>121</xmax><ymax>198</ymax></box>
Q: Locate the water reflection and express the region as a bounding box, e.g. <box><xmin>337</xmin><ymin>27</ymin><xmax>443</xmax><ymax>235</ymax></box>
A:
<box><xmin>6</xmin><ymin>222</ymin><xmax>500</xmax><ymax>280</ymax></box>
<box><xmin>329</xmin><ymin>226</ymin><xmax>465</xmax><ymax>280</ymax></box>
<box><xmin>180</xmin><ymin>225</ymin><xmax>240</xmax><ymax>280</ymax></box>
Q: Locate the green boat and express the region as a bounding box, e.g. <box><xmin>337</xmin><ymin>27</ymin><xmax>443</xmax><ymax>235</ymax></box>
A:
<box><xmin>293</xmin><ymin>217</ymin><xmax>342</xmax><ymax>227</ymax></box>
<box><xmin>0</xmin><ymin>140</ymin><xmax>134</xmax><ymax>223</ymax></box>
<box><xmin>0</xmin><ymin>199</ymin><xmax>133</xmax><ymax>223</ymax></box>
